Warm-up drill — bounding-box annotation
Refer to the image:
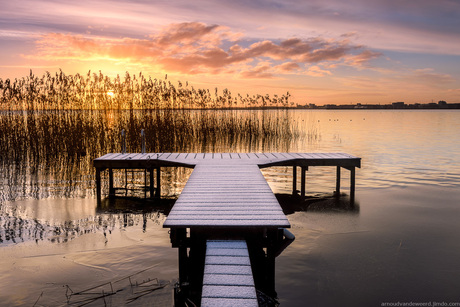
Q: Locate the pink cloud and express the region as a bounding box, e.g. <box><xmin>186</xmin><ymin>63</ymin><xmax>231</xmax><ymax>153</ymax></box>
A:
<box><xmin>411</xmin><ymin>68</ymin><xmax>454</xmax><ymax>86</ymax></box>
<box><xmin>240</xmin><ymin>64</ymin><xmax>274</xmax><ymax>79</ymax></box>
<box><xmin>277</xmin><ymin>62</ymin><xmax>301</xmax><ymax>73</ymax></box>
<box><xmin>305</xmin><ymin>65</ymin><xmax>333</xmax><ymax>77</ymax></box>
<box><xmin>27</xmin><ymin>22</ymin><xmax>381</xmax><ymax>78</ymax></box>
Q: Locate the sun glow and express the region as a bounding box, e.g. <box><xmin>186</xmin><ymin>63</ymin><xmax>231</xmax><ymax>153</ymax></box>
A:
<box><xmin>107</xmin><ymin>90</ymin><xmax>114</xmax><ymax>97</ymax></box>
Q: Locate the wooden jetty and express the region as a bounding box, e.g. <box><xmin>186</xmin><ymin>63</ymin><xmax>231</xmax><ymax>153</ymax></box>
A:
<box><xmin>93</xmin><ymin>152</ymin><xmax>360</xmax><ymax>201</ymax></box>
<box><xmin>93</xmin><ymin>152</ymin><xmax>360</xmax><ymax>305</ymax></box>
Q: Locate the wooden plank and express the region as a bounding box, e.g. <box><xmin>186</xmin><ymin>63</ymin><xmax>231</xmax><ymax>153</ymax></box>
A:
<box><xmin>203</xmin><ymin>264</ymin><xmax>252</xmax><ymax>274</ymax></box>
<box><xmin>171</xmin><ymin>201</ymin><xmax>281</xmax><ymax>206</ymax></box>
<box><xmin>283</xmin><ymin>153</ymin><xmax>299</xmax><ymax>159</ymax></box>
<box><xmin>175</xmin><ymin>190</ymin><xmax>275</xmax><ymax>195</ymax></box>
<box><xmin>205</xmin><ymin>256</ymin><xmax>251</xmax><ymax>265</ymax></box>
<box><xmin>229</xmin><ymin>153</ymin><xmax>240</xmax><ymax>159</ymax></box>
<box><xmin>94</xmin><ymin>153</ymin><xmax>119</xmax><ymax>160</ymax></box>
<box><xmin>128</xmin><ymin>153</ymin><xmax>146</xmax><ymax>160</ymax></box>
<box><xmin>245</xmin><ymin>153</ymin><xmax>259</xmax><ymax>160</ymax></box>
<box><xmin>276</xmin><ymin>152</ymin><xmax>289</xmax><ymax>158</ymax></box>
<box><xmin>326</xmin><ymin>152</ymin><xmax>345</xmax><ymax>159</ymax></box>
<box><xmin>165</xmin><ymin>215</ymin><xmax>288</xmax><ymax>220</ymax></box>
<box><xmin>290</xmin><ymin>152</ymin><xmax>304</xmax><ymax>158</ymax></box>
<box><xmin>106</xmin><ymin>153</ymin><xmax>126</xmax><ymax>160</ymax></box>
<box><xmin>202</xmin><ymin>240</ymin><xmax>258</xmax><ymax>307</ymax></box>
<box><xmin>203</xmin><ymin>274</ymin><xmax>254</xmax><ymax>286</ymax></box>
<box><xmin>164</xmin><ymin>219</ymin><xmax>290</xmax><ymax>227</ymax></box>
<box><xmin>172</xmin><ymin>201</ymin><xmax>280</xmax><ymax>206</ymax></box>
<box><xmin>121</xmin><ymin>153</ymin><xmax>140</xmax><ymax>160</ymax></box>
<box><xmin>180</xmin><ymin>188</ymin><xmax>273</xmax><ymax>193</ymax></box>
<box><xmin>170</xmin><ymin>207</ymin><xmax>282</xmax><ymax>211</ymax></box>
<box><xmin>207</xmin><ymin>240</ymin><xmax>248</xmax><ymax>249</ymax></box>
<box><xmin>201</xmin><ymin>298</ymin><xmax>258</xmax><ymax>307</ymax></box>
<box><xmin>195</xmin><ymin>153</ymin><xmax>205</xmax><ymax>159</ymax></box>
<box><xmin>202</xmin><ymin>285</ymin><xmax>256</xmax><ymax>298</ymax></box>
<box><xmin>206</xmin><ymin>248</ymin><xmax>249</xmax><ymax>256</ymax></box>
<box><xmin>137</xmin><ymin>153</ymin><xmax>159</xmax><ymax>160</ymax></box>
<box><xmin>181</xmin><ymin>183</ymin><xmax>270</xmax><ymax>188</ymax></box>
<box><xmin>168</xmin><ymin>211</ymin><xmax>284</xmax><ymax>217</ymax></box>
<box><xmin>298</xmin><ymin>152</ymin><xmax>318</xmax><ymax>159</ymax></box>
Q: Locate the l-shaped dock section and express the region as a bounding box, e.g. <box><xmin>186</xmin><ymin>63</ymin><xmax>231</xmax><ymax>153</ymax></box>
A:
<box><xmin>93</xmin><ymin>152</ymin><xmax>360</xmax><ymax>202</ymax></box>
<box><xmin>93</xmin><ymin>152</ymin><xmax>360</xmax><ymax>305</ymax></box>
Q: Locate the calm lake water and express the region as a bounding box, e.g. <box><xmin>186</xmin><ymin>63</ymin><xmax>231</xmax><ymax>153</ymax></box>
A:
<box><xmin>1</xmin><ymin>109</ymin><xmax>460</xmax><ymax>306</ymax></box>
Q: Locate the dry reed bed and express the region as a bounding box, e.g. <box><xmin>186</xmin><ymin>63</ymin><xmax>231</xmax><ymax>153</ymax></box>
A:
<box><xmin>0</xmin><ymin>70</ymin><xmax>291</xmax><ymax>110</ymax></box>
<box><xmin>0</xmin><ymin>109</ymin><xmax>299</xmax><ymax>202</ymax></box>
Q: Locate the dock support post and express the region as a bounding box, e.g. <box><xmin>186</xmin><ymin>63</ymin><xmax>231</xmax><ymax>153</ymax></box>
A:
<box><xmin>96</xmin><ymin>168</ymin><xmax>102</xmax><ymax>204</ymax></box>
<box><xmin>177</xmin><ymin>229</ymin><xmax>188</xmax><ymax>285</ymax></box>
<box><xmin>149</xmin><ymin>168</ymin><xmax>154</xmax><ymax>198</ymax></box>
<box><xmin>350</xmin><ymin>167</ymin><xmax>356</xmax><ymax>204</ymax></box>
<box><xmin>155</xmin><ymin>167</ymin><xmax>161</xmax><ymax>198</ymax></box>
<box><xmin>300</xmin><ymin>166</ymin><xmax>307</xmax><ymax>198</ymax></box>
<box><xmin>169</xmin><ymin>228</ymin><xmax>189</xmax><ymax>285</ymax></box>
<box><xmin>335</xmin><ymin>166</ymin><xmax>341</xmax><ymax>196</ymax></box>
<box><xmin>266</xmin><ymin>228</ymin><xmax>281</xmax><ymax>298</ymax></box>
<box><xmin>108</xmin><ymin>168</ymin><xmax>114</xmax><ymax>196</ymax></box>
<box><xmin>292</xmin><ymin>166</ymin><xmax>297</xmax><ymax>195</ymax></box>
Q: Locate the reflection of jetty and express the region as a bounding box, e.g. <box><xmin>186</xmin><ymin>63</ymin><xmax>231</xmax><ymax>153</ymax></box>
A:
<box><xmin>93</xmin><ymin>152</ymin><xmax>361</xmax><ymax>305</ymax></box>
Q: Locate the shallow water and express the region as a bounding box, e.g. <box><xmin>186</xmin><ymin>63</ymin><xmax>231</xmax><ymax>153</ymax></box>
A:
<box><xmin>1</xmin><ymin>109</ymin><xmax>460</xmax><ymax>306</ymax></box>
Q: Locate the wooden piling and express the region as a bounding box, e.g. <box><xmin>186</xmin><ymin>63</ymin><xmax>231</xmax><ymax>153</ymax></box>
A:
<box><xmin>96</xmin><ymin>168</ymin><xmax>102</xmax><ymax>203</ymax></box>
<box><xmin>300</xmin><ymin>166</ymin><xmax>307</xmax><ymax>198</ymax></box>
<box><xmin>108</xmin><ymin>168</ymin><xmax>114</xmax><ymax>196</ymax></box>
<box><xmin>336</xmin><ymin>166</ymin><xmax>341</xmax><ymax>196</ymax></box>
<box><xmin>350</xmin><ymin>167</ymin><xmax>356</xmax><ymax>203</ymax></box>
<box><xmin>292</xmin><ymin>166</ymin><xmax>297</xmax><ymax>195</ymax></box>
<box><xmin>149</xmin><ymin>168</ymin><xmax>154</xmax><ymax>198</ymax></box>
<box><xmin>155</xmin><ymin>167</ymin><xmax>161</xmax><ymax>198</ymax></box>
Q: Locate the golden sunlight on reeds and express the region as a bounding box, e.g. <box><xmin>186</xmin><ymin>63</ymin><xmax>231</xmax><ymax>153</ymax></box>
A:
<box><xmin>0</xmin><ymin>70</ymin><xmax>291</xmax><ymax>111</ymax></box>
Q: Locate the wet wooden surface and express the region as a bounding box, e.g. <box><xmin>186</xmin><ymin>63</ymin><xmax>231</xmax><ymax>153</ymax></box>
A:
<box><xmin>201</xmin><ymin>240</ymin><xmax>258</xmax><ymax>307</ymax></box>
<box><xmin>163</xmin><ymin>163</ymin><xmax>289</xmax><ymax>228</ymax></box>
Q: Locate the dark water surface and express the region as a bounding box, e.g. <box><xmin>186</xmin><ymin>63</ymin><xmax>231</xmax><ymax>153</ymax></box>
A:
<box><xmin>1</xmin><ymin>110</ymin><xmax>460</xmax><ymax>306</ymax></box>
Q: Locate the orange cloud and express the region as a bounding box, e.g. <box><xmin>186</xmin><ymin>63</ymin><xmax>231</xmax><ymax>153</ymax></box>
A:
<box><xmin>27</xmin><ymin>22</ymin><xmax>381</xmax><ymax>78</ymax></box>
<box><xmin>305</xmin><ymin>65</ymin><xmax>332</xmax><ymax>77</ymax></box>
<box><xmin>277</xmin><ymin>62</ymin><xmax>301</xmax><ymax>73</ymax></box>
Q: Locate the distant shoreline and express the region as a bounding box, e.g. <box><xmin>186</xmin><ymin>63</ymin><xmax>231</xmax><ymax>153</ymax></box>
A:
<box><xmin>2</xmin><ymin>105</ymin><xmax>460</xmax><ymax>112</ymax></box>
<box><xmin>296</xmin><ymin>101</ymin><xmax>460</xmax><ymax>110</ymax></box>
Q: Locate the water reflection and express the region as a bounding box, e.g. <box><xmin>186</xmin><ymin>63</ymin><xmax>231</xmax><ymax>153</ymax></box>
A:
<box><xmin>0</xmin><ymin>197</ymin><xmax>172</xmax><ymax>245</ymax></box>
<box><xmin>276</xmin><ymin>194</ymin><xmax>360</xmax><ymax>215</ymax></box>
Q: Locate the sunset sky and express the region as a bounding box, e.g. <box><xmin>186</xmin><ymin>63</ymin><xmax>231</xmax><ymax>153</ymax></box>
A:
<box><xmin>1</xmin><ymin>0</ymin><xmax>459</xmax><ymax>105</ymax></box>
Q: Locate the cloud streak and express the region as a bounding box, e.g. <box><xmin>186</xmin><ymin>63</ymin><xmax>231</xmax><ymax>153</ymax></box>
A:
<box><xmin>27</xmin><ymin>22</ymin><xmax>381</xmax><ymax>78</ymax></box>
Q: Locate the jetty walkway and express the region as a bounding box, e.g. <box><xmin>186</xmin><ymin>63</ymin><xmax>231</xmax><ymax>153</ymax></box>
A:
<box><xmin>93</xmin><ymin>152</ymin><xmax>360</xmax><ymax>305</ymax></box>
